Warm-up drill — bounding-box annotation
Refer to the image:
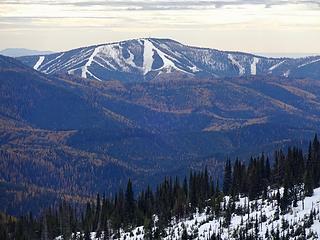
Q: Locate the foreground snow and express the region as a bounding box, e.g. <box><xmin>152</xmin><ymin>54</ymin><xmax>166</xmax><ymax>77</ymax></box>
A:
<box><xmin>57</xmin><ymin>186</ymin><xmax>320</xmax><ymax>240</ymax></box>
<box><xmin>163</xmin><ymin>187</ymin><xmax>320</xmax><ymax>239</ymax></box>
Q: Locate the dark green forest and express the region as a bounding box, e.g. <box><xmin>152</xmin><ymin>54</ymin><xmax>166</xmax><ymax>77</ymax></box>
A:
<box><xmin>1</xmin><ymin>135</ymin><xmax>320</xmax><ymax>240</ymax></box>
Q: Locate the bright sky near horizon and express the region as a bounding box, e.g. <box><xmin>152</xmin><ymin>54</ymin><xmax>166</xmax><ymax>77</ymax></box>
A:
<box><xmin>0</xmin><ymin>0</ymin><xmax>320</xmax><ymax>55</ymax></box>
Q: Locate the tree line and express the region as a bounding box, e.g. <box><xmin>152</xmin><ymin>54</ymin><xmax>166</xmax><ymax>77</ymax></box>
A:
<box><xmin>1</xmin><ymin>135</ymin><xmax>320</xmax><ymax>239</ymax></box>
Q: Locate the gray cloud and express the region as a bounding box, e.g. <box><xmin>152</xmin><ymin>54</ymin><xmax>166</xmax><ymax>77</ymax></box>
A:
<box><xmin>1</xmin><ymin>0</ymin><xmax>319</xmax><ymax>11</ymax></box>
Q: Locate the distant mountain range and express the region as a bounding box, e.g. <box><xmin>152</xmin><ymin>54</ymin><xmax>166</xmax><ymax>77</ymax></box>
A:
<box><xmin>17</xmin><ymin>38</ymin><xmax>320</xmax><ymax>82</ymax></box>
<box><xmin>0</xmin><ymin>48</ymin><xmax>54</xmax><ymax>57</ymax></box>
<box><xmin>1</xmin><ymin>39</ymin><xmax>320</xmax><ymax>215</ymax></box>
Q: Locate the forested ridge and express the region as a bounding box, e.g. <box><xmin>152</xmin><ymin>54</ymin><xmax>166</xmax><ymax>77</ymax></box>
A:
<box><xmin>1</xmin><ymin>135</ymin><xmax>320</xmax><ymax>239</ymax></box>
<box><xmin>3</xmin><ymin>54</ymin><xmax>320</xmax><ymax>218</ymax></box>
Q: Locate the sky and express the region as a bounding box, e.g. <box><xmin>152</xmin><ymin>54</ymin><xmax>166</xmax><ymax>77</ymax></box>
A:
<box><xmin>0</xmin><ymin>0</ymin><xmax>320</xmax><ymax>56</ymax></box>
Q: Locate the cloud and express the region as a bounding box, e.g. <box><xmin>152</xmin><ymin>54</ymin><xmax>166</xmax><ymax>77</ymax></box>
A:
<box><xmin>1</xmin><ymin>0</ymin><xmax>319</xmax><ymax>38</ymax></box>
<box><xmin>1</xmin><ymin>0</ymin><xmax>319</xmax><ymax>11</ymax></box>
<box><xmin>0</xmin><ymin>0</ymin><xmax>319</xmax><ymax>54</ymax></box>
<box><xmin>1</xmin><ymin>0</ymin><xmax>319</xmax><ymax>31</ymax></box>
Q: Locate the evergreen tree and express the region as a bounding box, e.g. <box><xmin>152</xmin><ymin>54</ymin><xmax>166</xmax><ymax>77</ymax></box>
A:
<box><xmin>304</xmin><ymin>167</ymin><xmax>314</xmax><ymax>197</ymax></box>
<box><xmin>41</xmin><ymin>215</ymin><xmax>48</xmax><ymax>240</ymax></box>
<box><xmin>3</xmin><ymin>134</ymin><xmax>320</xmax><ymax>240</ymax></box>
<box><xmin>125</xmin><ymin>179</ymin><xmax>135</xmax><ymax>227</ymax></box>
<box><xmin>223</xmin><ymin>159</ymin><xmax>232</xmax><ymax>195</ymax></box>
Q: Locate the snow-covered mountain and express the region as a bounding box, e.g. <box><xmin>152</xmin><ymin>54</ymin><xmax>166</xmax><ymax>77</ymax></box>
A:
<box><xmin>17</xmin><ymin>38</ymin><xmax>320</xmax><ymax>82</ymax></box>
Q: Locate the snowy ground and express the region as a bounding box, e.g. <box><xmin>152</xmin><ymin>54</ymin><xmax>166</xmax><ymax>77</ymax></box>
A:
<box><xmin>160</xmin><ymin>187</ymin><xmax>320</xmax><ymax>239</ymax></box>
<box><xmin>57</xmin><ymin>186</ymin><xmax>320</xmax><ymax>240</ymax></box>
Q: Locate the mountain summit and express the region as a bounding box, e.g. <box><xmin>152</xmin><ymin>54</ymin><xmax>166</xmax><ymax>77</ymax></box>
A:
<box><xmin>18</xmin><ymin>38</ymin><xmax>320</xmax><ymax>82</ymax></box>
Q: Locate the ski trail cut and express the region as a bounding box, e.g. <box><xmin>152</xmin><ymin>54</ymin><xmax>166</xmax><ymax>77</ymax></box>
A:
<box><xmin>33</xmin><ymin>56</ymin><xmax>45</xmax><ymax>70</ymax></box>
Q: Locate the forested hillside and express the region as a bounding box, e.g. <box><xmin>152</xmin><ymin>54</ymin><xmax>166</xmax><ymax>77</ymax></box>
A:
<box><xmin>1</xmin><ymin>54</ymin><xmax>320</xmax><ymax>216</ymax></box>
<box><xmin>1</xmin><ymin>135</ymin><xmax>320</xmax><ymax>239</ymax></box>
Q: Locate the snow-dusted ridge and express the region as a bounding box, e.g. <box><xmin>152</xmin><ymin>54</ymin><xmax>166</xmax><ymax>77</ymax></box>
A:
<box><xmin>19</xmin><ymin>38</ymin><xmax>320</xmax><ymax>82</ymax></box>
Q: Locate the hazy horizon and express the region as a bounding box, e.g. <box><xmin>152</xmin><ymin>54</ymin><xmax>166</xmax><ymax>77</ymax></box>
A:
<box><xmin>1</xmin><ymin>43</ymin><xmax>320</xmax><ymax>59</ymax></box>
<box><xmin>0</xmin><ymin>0</ymin><xmax>319</xmax><ymax>54</ymax></box>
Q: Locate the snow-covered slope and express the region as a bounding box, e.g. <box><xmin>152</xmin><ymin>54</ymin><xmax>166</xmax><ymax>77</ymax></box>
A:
<box><xmin>58</xmin><ymin>186</ymin><xmax>320</xmax><ymax>240</ymax></box>
<box><xmin>18</xmin><ymin>38</ymin><xmax>320</xmax><ymax>82</ymax></box>
<box><xmin>158</xmin><ymin>188</ymin><xmax>320</xmax><ymax>240</ymax></box>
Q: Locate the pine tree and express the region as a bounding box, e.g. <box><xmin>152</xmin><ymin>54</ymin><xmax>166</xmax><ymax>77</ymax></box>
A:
<box><xmin>181</xmin><ymin>225</ymin><xmax>189</xmax><ymax>240</ymax></box>
<box><xmin>223</xmin><ymin>159</ymin><xmax>232</xmax><ymax>195</ymax></box>
<box><xmin>84</xmin><ymin>229</ymin><xmax>90</xmax><ymax>240</ymax></box>
<box><xmin>94</xmin><ymin>194</ymin><xmax>101</xmax><ymax>231</ymax></box>
<box><xmin>183</xmin><ymin>177</ymin><xmax>188</xmax><ymax>199</ymax></box>
<box><xmin>41</xmin><ymin>215</ymin><xmax>48</xmax><ymax>240</ymax></box>
<box><xmin>6</xmin><ymin>134</ymin><xmax>320</xmax><ymax>240</ymax></box>
<box><xmin>304</xmin><ymin>167</ymin><xmax>314</xmax><ymax>197</ymax></box>
<box><xmin>125</xmin><ymin>179</ymin><xmax>135</xmax><ymax>227</ymax></box>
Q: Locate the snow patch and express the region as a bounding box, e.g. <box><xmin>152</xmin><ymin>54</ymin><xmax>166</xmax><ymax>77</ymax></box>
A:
<box><xmin>298</xmin><ymin>58</ymin><xmax>320</xmax><ymax>68</ymax></box>
<box><xmin>228</xmin><ymin>54</ymin><xmax>245</xmax><ymax>76</ymax></box>
<box><xmin>95</xmin><ymin>55</ymin><xmax>117</xmax><ymax>70</ymax></box>
<box><xmin>284</xmin><ymin>70</ymin><xmax>290</xmax><ymax>78</ymax></box>
<box><xmin>52</xmin><ymin>49</ymin><xmax>92</xmax><ymax>74</ymax></box>
<box><xmin>33</xmin><ymin>56</ymin><xmax>45</xmax><ymax>70</ymax></box>
<box><xmin>67</xmin><ymin>68</ymin><xmax>76</xmax><ymax>74</ymax></box>
<box><xmin>250</xmin><ymin>57</ymin><xmax>259</xmax><ymax>75</ymax></box>
<box><xmin>81</xmin><ymin>47</ymin><xmax>102</xmax><ymax>79</ymax></box>
<box><xmin>189</xmin><ymin>65</ymin><xmax>200</xmax><ymax>73</ymax></box>
<box><xmin>96</xmin><ymin>43</ymin><xmax>135</xmax><ymax>72</ymax></box>
<box><xmin>42</xmin><ymin>53</ymin><xmax>64</xmax><ymax>73</ymax></box>
<box><xmin>269</xmin><ymin>60</ymin><xmax>286</xmax><ymax>72</ymax></box>
<box><xmin>142</xmin><ymin>39</ymin><xmax>190</xmax><ymax>75</ymax></box>
<box><xmin>123</xmin><ymin>48</ymin><xmax>137</xmax><ymax>68</ymax></box>
<box><xmin>143</xmin><ymin>40</ymin><xmax>154</xmax><ymax>74</ymax></box>
<box><xmin>87</xmin><ymin>70</ymin><xmax>102</xmax><ymax>81</ymax></box>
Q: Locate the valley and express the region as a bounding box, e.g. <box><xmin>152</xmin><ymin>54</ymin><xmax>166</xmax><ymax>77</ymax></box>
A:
<box><xmin>1</xmin><ymin>42</ymin><xmax>320</xmax><ymax>216</ymax></box>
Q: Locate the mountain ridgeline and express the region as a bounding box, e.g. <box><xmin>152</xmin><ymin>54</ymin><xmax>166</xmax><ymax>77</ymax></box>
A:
<box><xmin>17</xmin><ymin>38</ymin><xmax>320</xmax><ymax>82</ymax></box>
